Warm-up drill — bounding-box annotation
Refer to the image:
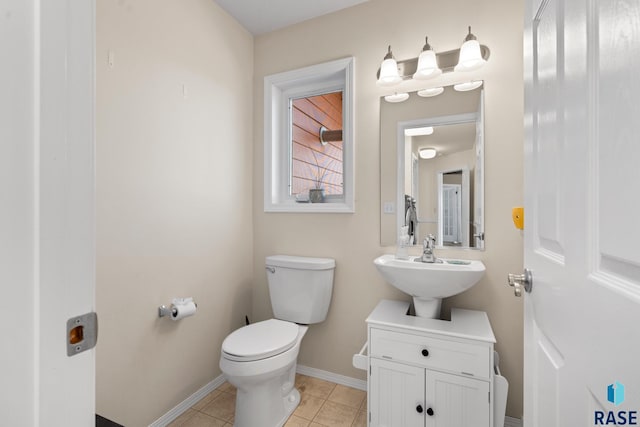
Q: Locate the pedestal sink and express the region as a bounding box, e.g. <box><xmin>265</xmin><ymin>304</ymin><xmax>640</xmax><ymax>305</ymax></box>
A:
<box><xmin>373</xmin><ymin>254</ymin><xmax>486</xmax><ymax>318</ymax></box>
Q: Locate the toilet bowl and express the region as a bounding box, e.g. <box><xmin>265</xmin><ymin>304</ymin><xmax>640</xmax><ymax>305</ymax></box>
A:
<box><xmin>219</xmin><ymin>255</ymin><xmax>335</xmax><ymax>427</ymax></box>
<box><xmin>220</xmin><ymin>320</ymin><xmax>308</xmax><ymax>427</ymax></box>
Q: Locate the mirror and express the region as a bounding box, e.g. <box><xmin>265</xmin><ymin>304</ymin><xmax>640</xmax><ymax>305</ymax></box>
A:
<box><xmin>380</xmin><ymin>86</ymin><xmax>484</xmax><ymax>249</ymax></box>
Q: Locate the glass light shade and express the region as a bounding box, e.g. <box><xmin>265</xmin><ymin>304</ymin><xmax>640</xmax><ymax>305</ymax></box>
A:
<box><xmin>384</xmin><ymin>92</ymin><xmax>410</xmax><ymax>103</ymax></box>
<box><xmin>377</xmin><ymin>58</ymin><xmax>402</xmax><ymax>87</ymax></box>
<box><xmin>413</xmin><ymin>50</ymin><xmax>442</xmax><ymax>80</ymax></box>
<box><xmin>405</xmin><ymin>127</ymin><xmax>434</xmax><ymax>137</ymax></box>
<box><xmin>417</xmin><ymin>87</ymin><xmax>444</xmax><ymax>97</ymax></box>
<box><xmin>419</xmin><ymin>148</ymin><xmax>437</xmax><ymax>159</ymax></box>
<box><xmin>454</xmin><ymin>80</ymin><xmax>483</xmax><ymax>92</ymax></box>
<box><xmin>454</xmin><ymin>39</ymin><xmax>486</xmax><ymax>72</ymax></box>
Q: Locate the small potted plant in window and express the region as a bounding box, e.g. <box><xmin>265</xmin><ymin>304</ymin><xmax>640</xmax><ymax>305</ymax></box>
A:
<box><xmin>309</xmin><ymin>150</ymin><xmax>332</xmax><ymax>203</ymax></box>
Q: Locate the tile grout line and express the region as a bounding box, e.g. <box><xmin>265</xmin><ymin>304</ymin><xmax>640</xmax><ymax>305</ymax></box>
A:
<box><xmin>301</xmin><ymin>377</ymin><xmax>336</xmax><ymax>426</ymax></box>
<box><xmin>309</xmin><ymin>394</ymin><xmax>330</xmax><ymax>426</ymax></box>
<box><xmin>311</xmin><ymin>385</ymin><xmax>362</xmax><ymax>427</ymax></box>
<box><xmin>192</xmin><ymin>390</ymin><xmax>235</xmax><ymax>426</ymax></box>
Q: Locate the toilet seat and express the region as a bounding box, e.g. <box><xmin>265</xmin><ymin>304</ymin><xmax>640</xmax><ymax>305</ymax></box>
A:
<box><xmin>222</xmin><ymin>319</ymin><xmax>299</xmax><ymax>362</ymax></box>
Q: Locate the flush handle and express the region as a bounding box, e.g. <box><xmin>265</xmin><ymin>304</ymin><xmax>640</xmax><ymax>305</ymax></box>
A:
<box><xmin>508</xmin><ymin>269</ymin><xmax>533</xmax><ymax>297</ymax></box>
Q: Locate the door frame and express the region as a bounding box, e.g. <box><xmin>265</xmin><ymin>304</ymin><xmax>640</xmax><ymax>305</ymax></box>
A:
<box><xmin>1</xmin><ymin>0</ymin><xmax>96</xmax><ymax>424</ymax></box>
<box><xmin>437</xmin><ymin>167</ymin><xmax>470</xmax><ymax>246</ymax></box>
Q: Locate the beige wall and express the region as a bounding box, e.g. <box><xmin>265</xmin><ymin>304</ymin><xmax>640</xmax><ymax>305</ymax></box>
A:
<box><xmin>253</xmin><ymin>0</ymin><xmax>524</xmax><ymax>418</ymax></box>
<box><xmin>96</xmin><ymin>0</ymin><xmax>253</xmax><ymax>425</ymax></box>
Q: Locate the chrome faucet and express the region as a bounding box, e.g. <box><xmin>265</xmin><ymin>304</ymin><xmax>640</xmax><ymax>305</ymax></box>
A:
<box><xmin>421</xmin><ymin>234</ymin><xmax>437</xmax><ymax>263</ymax></box>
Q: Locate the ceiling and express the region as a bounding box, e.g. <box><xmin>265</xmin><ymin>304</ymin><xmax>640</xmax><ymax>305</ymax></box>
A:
<box><xmin>214</xmin><ymin>0</ymin><xmax>369</xmax><ymax>35</ymax></box>
<box><xmin>413</xmin><ymin>122</ymin><xmax>477</xmax><ymax>157</ymax></box>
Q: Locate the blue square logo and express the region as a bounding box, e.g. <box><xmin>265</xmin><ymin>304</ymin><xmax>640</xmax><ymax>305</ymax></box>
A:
<box><xmin>608</xmin><ymin>381</ymin><xmax>625</xmax><ymax>406</ymax></box>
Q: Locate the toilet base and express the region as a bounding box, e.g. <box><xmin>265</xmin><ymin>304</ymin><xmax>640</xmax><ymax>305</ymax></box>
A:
<box><xmin>280</xmin><ymin>387</ymin><xmax>301</xmax><ymax>427</ymax></box>
<box><xmin>232</xmin><ymin>372</ymin><xmax>300</xmax><ymax>427</ymax></box>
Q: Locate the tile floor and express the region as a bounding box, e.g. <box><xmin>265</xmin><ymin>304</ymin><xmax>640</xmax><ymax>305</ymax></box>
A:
<box><xmin>167</xmin><ymin>374</ymin><xmax>367</xmax><ymax>427</ymax></box>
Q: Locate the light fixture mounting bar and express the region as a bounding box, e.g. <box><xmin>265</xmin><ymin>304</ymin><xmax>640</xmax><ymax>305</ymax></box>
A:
<box><xmin>376</xmin><ymin>45</ymin><xmax>490</xmax><ymax>81</ymax></box>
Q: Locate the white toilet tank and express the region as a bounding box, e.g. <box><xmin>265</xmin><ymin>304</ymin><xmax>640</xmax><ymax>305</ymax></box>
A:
<box><xmin>266</xmin><ymin>255</ymin><xmax>335</xmax><ymax>324</ymax></box>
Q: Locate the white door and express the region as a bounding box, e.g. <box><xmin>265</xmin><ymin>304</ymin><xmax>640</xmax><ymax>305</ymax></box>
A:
<box><xmin>1</xmin><ymin>0</ymin><xmax>96</xmax><ymax>425</ymax></box>
<box><xmin>460</xmin><ymin>170</ymin><xmax>470</xmax><ymax>247</ymax></box>
<box><xmin>370</xmin><ymin>358</ymin><xmax>425</xmax><ymax>427</ymax></box>
<box><xmin>441</xmin><ymin>184</ymin><xmax>462</xmax><ymax>244</ymax></box>
<box><xmin>524</xmin><ymin>0</ymin><xmax>640</xmax><ymax>426</ymax></box>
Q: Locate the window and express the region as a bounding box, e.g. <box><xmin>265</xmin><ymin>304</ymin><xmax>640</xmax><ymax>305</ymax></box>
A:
<box><xmin>264</xmin><ymin>57</ymin><xmax>354</xmax><ymax>213</ymax></box>
<box><xmin>291</xmin><ymin>91</ymin><xmax>343</xmax><ymax>198</ymax></box>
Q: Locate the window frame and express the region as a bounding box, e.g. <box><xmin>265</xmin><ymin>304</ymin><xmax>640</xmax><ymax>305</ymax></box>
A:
<box><xmin>264</xmin><ymin>57</ymin><xmax>355</xmax><ymax>213</ymax></box>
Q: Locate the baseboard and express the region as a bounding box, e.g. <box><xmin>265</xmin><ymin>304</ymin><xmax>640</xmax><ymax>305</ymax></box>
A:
<box><xmin>148</xmin><ymin>374</ymin><xmax>226</xmax><ymax>427</ymax></box>
<box><xmin>504</xmin><ymin>415</ymin><xmax>523</xmax><ymax>427</ymax></box>
<box><xmin>296</xmin><ymin>364</ymin><xmax>367</xmax><ymax>391</ymax></box>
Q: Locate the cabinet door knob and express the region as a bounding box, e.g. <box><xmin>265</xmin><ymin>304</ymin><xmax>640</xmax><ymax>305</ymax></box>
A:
<box><xmin>416</xmin><ymin>404</ymin><xmax>424</xmax><ymax>413</ymax></box>
<box><xmin>421</xmin><ymin>348</ymin><xmax>429</xmax><ymax>357</ymax></box>
<box><xmin>427</xmin><ymin>407</ymin><xmax>434</xmax><ymax>416</ymax></box>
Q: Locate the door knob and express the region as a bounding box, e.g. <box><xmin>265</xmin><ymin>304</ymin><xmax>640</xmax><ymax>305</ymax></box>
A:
<box><xmin>508</xmin><ymin>269</ymin><xmax>532</xmax><ymax>297</ymax></box>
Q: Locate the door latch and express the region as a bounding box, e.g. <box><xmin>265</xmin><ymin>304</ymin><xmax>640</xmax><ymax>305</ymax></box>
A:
<box><xmin>66</xmin><ymin>312</ymin><xmax>98</xmax><ymax>356</ymax></box>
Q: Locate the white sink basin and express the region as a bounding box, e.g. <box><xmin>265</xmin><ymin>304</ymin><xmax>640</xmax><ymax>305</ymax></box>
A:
<box><xmin>373</xmin><ymin>254</ymin><xmax>485</xmax><ymax>318</ymax></box>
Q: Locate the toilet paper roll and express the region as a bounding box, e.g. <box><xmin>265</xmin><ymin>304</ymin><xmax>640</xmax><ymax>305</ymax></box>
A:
<box><xmin>171</xmin><ymin>298</ymin><xmax>197</xmax><ymax>321</ymax></box>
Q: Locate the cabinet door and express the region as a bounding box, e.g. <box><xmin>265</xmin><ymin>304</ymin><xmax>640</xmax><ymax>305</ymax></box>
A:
<box><xmin>370</xmin><ymin>358</ymin><xmax>425</xmax><ymax>427</ymax></box>
<box><xmin>425</xmin><ymin>371</ymin><xmax>490</xmax><ymax>427</ymax></box>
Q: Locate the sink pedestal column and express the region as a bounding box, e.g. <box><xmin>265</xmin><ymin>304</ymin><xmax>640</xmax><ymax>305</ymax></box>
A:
<box><xmin>413</xmin><ymin>297</ymin><xmax>442</xmax><ymax>318</ymax></box>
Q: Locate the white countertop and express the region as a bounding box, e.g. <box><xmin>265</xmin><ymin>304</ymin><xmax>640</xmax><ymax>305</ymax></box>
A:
<box><xmin>366</xmin><ymin>299</ymin><xmax>496</xmax><ymax>343</ymax></box>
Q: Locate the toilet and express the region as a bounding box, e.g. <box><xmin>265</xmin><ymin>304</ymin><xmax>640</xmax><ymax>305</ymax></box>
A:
<box><xmin>219</xmin><ymin>255</ymin><xmax>335</xmax><ymax>427</ymax></box>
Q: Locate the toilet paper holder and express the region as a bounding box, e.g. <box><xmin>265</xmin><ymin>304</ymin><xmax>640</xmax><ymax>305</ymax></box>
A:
<box><xmin>158</xmin><ymin>298</ymin><xmax>198</xmax><ymax>319</ymax></box>
<box><xmin>158</xmin><ymin>305</ymin><xmax>177</xmax><ymax>318</ymax></box>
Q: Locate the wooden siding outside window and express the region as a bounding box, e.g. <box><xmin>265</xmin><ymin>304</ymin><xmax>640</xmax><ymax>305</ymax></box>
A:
<box><xmin>291</xmin><ymin>91</ymin><xmax>343</xmax><ymax>196</ymax></box>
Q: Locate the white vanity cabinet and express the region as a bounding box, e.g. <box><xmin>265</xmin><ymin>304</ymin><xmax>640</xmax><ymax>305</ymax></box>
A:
<box><xmin>366</xmin><ymin>300</ymin><xmax>496</xmax><ymax>427</ymax></box>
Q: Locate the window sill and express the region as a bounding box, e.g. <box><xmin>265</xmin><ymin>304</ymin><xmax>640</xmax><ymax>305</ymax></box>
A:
<box><xmin>264</xmin><ymin>201</ymin><xmax>354</xmax><ymax>214</ymax></box>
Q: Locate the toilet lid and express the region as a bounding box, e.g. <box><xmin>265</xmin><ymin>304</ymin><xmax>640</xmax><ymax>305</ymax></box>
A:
<box><xmin>222</xmin><ymin>319</ymin><xmax>299</xmax><ymax>362</ymax></box>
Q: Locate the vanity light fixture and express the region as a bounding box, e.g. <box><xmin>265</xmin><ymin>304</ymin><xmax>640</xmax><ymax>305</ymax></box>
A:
<box><xmin>454</xmin><ymin>27</ymin><xmax>487</xmax><ymax>72</ymax></box>
<box><xmin>376</xmin><ymin>29</ymin><xmax>489</xmax><ymax>86</ymax></box>
<box><xmin>376</xmin><ymin>46</ymin><xmax>402</xmax><ymax>87</ymax></box>
<box><xmin>384</xmin><ymin>92</ymin><xmax>410</xmax><ymax>103</ymax></box>
<box><xmin>413</xmin><ymin>37</ymin><xmax>442</xmax><ymax>80</ymax></box>
<box><xmin>453</xmin><ymin>80</ymin><xmax>483</xmax><ymax>92</ymax></box>
<box><xmin>417</xmin><ymin>87</ymin><xmax>445</xmax><ymax>97</ymax></box>
<box><xmin>419</xmin><ymin>148</ymin><xmax>437</xmax><ymax>159</ymax></box>
<box><xmin>405</xmin><ymin>126</ymin><xmax>434</xmax><ymax>137</ymax></box>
